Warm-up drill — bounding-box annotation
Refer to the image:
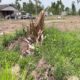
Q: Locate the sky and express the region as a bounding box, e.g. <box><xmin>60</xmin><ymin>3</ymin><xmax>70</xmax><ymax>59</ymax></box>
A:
<box><xmin>0</xmin><ymin>0</ymin><xmax>80</xmax><ymax>9</ymax></box>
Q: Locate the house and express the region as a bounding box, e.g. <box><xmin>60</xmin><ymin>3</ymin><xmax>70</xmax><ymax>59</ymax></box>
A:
<box><xmin>0</xmin><ymin>4</ymin><xmax>19</xmax><ymax>18</ymax></box>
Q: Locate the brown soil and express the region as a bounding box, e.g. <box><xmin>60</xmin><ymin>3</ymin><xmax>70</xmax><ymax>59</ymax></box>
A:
<box><xmin>32</xmin><ymin>58</ymin><xmax>55</xmax><ymax>80</ymax></box>
<box><xmin>0</xmin><ymin>20</ymin><xmax>30</xmax><ymax>34</ymax></box>
<box><xmin>45</xmin><ymin>16</ymin><xmax>80</xmax><ymax>31</ymax></box>
<box><xmin>0</xmin><ymin>16</ymin><xmax>80</xmax><ymax>34</ymax></box>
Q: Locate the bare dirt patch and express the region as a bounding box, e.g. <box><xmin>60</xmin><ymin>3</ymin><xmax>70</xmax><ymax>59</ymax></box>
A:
<box><xmin>0</xmin><ymin>20</ymin><xmax>30</xmax><ymax>34</ymax></box>
<box><xmin>0</xmin><ymin>16</ymin><xmax>80</xmax><ymax>34</ymax></box>
<box><xmin>45</xmin><ymin>16</ymin><xmax>80</xmax><ymax>31</ymax></box>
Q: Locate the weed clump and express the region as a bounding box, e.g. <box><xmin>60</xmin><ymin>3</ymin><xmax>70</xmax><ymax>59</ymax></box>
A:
<box><xmin>2</xmin><ymin>28</ymin><xmax>27</xmax><ymax>47</ymax></box>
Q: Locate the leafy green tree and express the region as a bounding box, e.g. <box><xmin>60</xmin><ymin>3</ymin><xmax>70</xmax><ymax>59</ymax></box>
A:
<box><xmin>23</xmin><ymin>2</ymin><xmax>27</xmax><ymax>12</ymax></box>
<box><xmin>23</xmin><ymin>1</ymin><xmax>35</xmax><ymax>14</ymax></box>
<box><xmin>71</xmin><ymin>1</ymin><xmax>76</xmax><ymax>15</ymax></box>
<box><xmin>51</xmin><ymin>2</ymin><xmax>56</xmax><ymax>14</ymax></box>
<box><xmin>45</xmin><ymin>6</ymin><xmax>52</xmax><ymax>14</ymax></box>
<box><xmin>23</xmin><ymin>0</ymin><xmax>43</xmax><ymax>14</ymax></box>
<box><xmin>15</xmin><ymin>0</ymin><xmax>21</xmax><ymax>10</ymax></box>
<box><xmin>51</xmin><ymin>0</ymin><xmax>64</xmax><ymax>15</ymax></box>
<box><xmin>65</xmin><ymin>7</ymin><xmax>70</xmax><ymax>15</ymax></box>
<box><xmin>34</xmin><ymin>0</ymin><xmax>43</xmax><ymax>14</ymax></box>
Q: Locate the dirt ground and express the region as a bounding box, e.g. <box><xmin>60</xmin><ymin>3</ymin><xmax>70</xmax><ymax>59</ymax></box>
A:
<box><xmin>0</xmin><ymin>20</ymin><xmax>31</xmax><ymax>34</ymax></box>
<box><xmin>0</xmin><ymin>16</ymin><xmax>80</xmax><ymax>34</ymax></box>
<box><xmin>45</xmin><ymin>16</ymin><xmax>80</xmax><ymax>31</ymax></box>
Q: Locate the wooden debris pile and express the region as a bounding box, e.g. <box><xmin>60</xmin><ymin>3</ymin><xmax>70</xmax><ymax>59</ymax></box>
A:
<box><xmin>8</xmin><ymin>10</ymin><xmax>45</xmax><ymax>56</ymax></box>
<box><xmin>29</xmin><ymin>10</ymin><xmax>45</xmax><ymax>43</ymax></box>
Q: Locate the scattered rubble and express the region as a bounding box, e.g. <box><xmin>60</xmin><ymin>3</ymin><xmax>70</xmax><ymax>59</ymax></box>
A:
<box><xmin>32</xmin><ymin>58</ymin><xmax>55</xmax><ymax>80</ymax></box>
<box><xmin>8</xmin><ymin>37</ymin><xmax>35</xmax><ymax>56</ymax></box>
<box><xmin>19</xmin><ymin>38</ymin><xmax>35</xmax><ymax>56</ymax></box>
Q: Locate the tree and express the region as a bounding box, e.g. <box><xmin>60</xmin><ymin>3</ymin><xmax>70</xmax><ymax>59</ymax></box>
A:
<box><xmin>23</xmin><ymin>1</ymin><xmax>35</xmax><ymax>14</ymax></box>
<box><xmin>34</xmin><ymin>0</ymin><xmax>43</xmax><ymax>15</ymax></box>
<box><xmin>34</xmin><ymin>0</ymin><xmax>38</xmax><ymax>15</ymax></box>
<box><xmin>29</xmin><ymin>0</ymin><xmax>32</xmax><ymax>3</ymax></box>
<box><xmin>78</xmin><ymin>9</ymin><xmax>80</xmax><ymax>15</ymax></box>
<box><xmin>65</xmin><ymin>7</ymin><xmax>70</xmax><ymax>15</ymax></box>
<box><xmin>45</xmin><ymin>6</ymin><xmax>52</xmax><ymax>14</ymax></box>
<box><xmin>51</xmin><ymin>2</ymin><xmax>56</xmax><ymax>14</ymax></box>
<box><xmin>51</xmin><ymin>0</ymin><xmax>64</xmax><ymax>15</ymax></box>
<box><xmin>15</xmin><ymin>0</ymin><xmax>21</xmax><ymax>10</ymax></box>
<box><xmin>71</xmin><ymin>1</ymin><xmax>76</xmax><ymax>15</ymax></box>
<box><xmin>23</xmin><ymin>2</ymin><xmax>27</xmax><ymax>12</ymax></box>
<box><xmin>23</xmin><ymin>0</ymin><xmax>43</xmax><ymax>14</ymax></box>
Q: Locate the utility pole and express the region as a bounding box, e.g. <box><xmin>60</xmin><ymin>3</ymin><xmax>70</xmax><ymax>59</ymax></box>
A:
<box><xmin>34</xmin><ymin>0</ymin><xmax>39</xmax><ymax>15</ymax></box>
<box><xmin>35</xmin><ymin>0</ymin><xmax>38</xmax><ymax>15</ymax></box>
<box><xmin>59</xmin><ymin>0</ymin><xmax>62</xmax><ymax>15</ymax></box>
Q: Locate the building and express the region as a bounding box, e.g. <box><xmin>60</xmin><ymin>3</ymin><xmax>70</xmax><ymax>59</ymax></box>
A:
<box><xmin>0</xmin><ymin>4</ymin><xmax>19</xmax><ymax>18</ymax></box>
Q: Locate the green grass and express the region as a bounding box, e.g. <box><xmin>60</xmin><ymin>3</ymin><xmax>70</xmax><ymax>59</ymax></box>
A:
<box><xmin>0</xmin><ymin>27</ymin><xmax>80</xmax><ymax>80</ymax></box>
<box><xmin>0</xmin><ymin>62</ymin><xmax>17</xmax><ymax>80</ymax></box>
<box><xmin>0</xmin><ymin>30</ymin><xmax>41</xmax><ymax>80</ymax></box>
<box><xmin>38</xmin><ymin>28</ymin><xmax>80</xmax><ymax>80</ymax></box>
<box><xmin>0</xmin><ymin>51</ymin><xmax>20</xmax><ymax>67</ymax></box>
<box><xmin>2</xmin><ymin>27</ymin><xmax>27</xmax><ymax>47</ymax></box>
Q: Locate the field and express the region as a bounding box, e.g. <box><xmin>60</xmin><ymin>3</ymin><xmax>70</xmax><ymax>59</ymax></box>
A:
<box><xmin>1</xmin><ymin>16</ymin><xmax>80</xmax><ymax>34</ymax></box>
<box><xmin>0</xmin><ymin>16</ymin><xmax>80</xmax><ymax>80</ymax></box>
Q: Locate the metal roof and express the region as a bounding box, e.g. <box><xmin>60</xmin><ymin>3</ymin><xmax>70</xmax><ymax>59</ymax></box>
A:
<box><xmin>0</xmin><ymin>5</ymin><xmax>9</xmax><ymax>10</ymax></box>
<box><xmin>1</xmin><ymin>6</ymin><xmax>18</xmax><ymax>12</ymax></box>
<box><xmin>0</xmin><ymin>4</ymin><xmax>18</xmax><ymax>12</ymax></box>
